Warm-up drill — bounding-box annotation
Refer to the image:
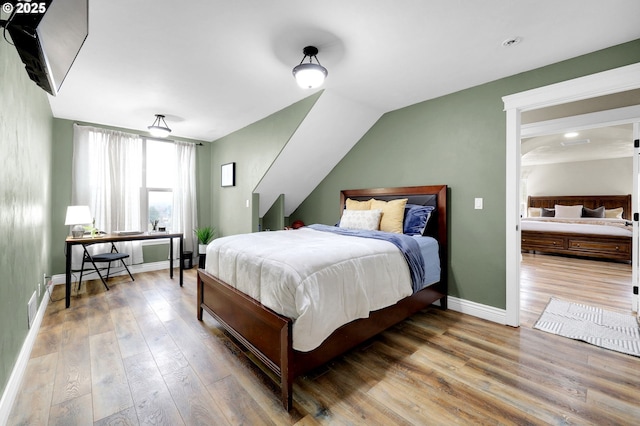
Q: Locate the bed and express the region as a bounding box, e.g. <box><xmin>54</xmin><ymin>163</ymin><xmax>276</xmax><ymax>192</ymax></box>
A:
<box><xmin>521</xmin><ymin>194</ymin><xmax>632</xmax><ymax>262</ymax></box>
<box><xmin>197</xmin><ymin>185</ymin><xmax>448</xmax><ymax>410</ymax></box>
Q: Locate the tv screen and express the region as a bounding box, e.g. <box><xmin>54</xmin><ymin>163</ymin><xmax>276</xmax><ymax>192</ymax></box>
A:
<box><xmin>6</xmin><ymin>0</ymin><xmax>88</xmax><ymax>96</ymax></box>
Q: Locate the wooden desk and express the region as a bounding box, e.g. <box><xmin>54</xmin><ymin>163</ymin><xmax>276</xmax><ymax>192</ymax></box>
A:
<box><xmin>65</xmin><ymin>232</ymin><xmax>184</xmax><ymax>308</ymax></box>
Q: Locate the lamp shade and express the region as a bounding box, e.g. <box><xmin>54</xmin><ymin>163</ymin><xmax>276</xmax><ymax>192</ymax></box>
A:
<box><xmin>65</xmin><ymin>205</ymin><xmax>92</xmax><ymax>238</ymax></box>
<box><xmin>292</xmin><ymin>63</ymin><xmax>328</xmax><ymax>89</ymax></box>
<box><xmin>65</xmin><ymin>205</ymin><xmax>92</xmax><ymax>225</ymax></box>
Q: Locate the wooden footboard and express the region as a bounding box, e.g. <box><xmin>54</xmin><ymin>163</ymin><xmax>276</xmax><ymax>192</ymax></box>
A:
<box><xmin>197</xmin><ymin>267</ymin><xmax>446</xmax><ymax>410</ymax></box>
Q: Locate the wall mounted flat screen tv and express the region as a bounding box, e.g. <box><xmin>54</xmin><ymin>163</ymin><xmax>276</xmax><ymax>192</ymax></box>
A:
<box><xmin>5</xmin><ymin>0</ymin><xmax>88</xmax><ymax>96</ymax></box>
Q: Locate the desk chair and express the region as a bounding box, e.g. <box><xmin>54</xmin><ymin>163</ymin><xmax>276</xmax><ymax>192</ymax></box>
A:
<box><xmin>78</xmin><ymin>242</ymin><xmax>134</xmax><ymax>290</ymax></box>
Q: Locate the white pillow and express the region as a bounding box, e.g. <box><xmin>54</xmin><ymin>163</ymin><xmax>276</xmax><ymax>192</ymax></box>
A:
<box><xmin>554</xmin><ymin>204</ymin><xmax>583</xmax><ymax>218</ymax></box>
<box><xmin>339</xmin><ymin>209</ymin><xmax>382</xmax><ymax>231</ymax></box>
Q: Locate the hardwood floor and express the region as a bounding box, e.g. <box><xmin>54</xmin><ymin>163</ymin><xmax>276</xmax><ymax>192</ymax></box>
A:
<box><xmin>8</xmin><ymin>255</ymin><xmax>640</xmax><ymax>425</ymax></box>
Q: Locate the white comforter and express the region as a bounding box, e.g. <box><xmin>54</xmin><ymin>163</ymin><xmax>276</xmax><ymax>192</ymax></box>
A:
<box><xmin>521</xmin><ymin>218</ymin><xmax>632</xmax><ymax>236</ymax></box>
<box><xmin>205</xmin><ymin>227</ymin><xmax>414</xmax><ymax>352</ymax></box>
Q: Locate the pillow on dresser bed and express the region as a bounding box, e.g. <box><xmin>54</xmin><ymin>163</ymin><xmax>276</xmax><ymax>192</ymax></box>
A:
<box><xmin>605</xmin><ymin>207</ymin><xmax>624</xmax><ymax>219</ymax></box>
<box><xmin>540</xmin><ymin>208</ymin><xmax>555</xmax><ymax>217</ymax></box>
<box><xmin>582</xmin><ymin>206</ymin><xmax>605</xmax><ymax>218</ymax></box>
<box><xmin>554</xmin><ymin>204</ymin><xmax>583</xmax><ymax>218</ymax></box>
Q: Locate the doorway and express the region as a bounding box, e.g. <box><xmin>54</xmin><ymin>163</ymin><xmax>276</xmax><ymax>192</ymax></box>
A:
<box><xmin>519</xmin><ymin>123</ymin><xmax>635</xmax><ymax>321</ymax></box>
<box><xmin>503</xmin><ymin>62</ymin><xmax>640</xmax><ymax>327</ymax></box>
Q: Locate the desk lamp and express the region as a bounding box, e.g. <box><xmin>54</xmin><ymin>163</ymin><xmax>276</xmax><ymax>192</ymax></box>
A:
<box><xmin>65</xmin><ymin>205</ymin><xmax>92</xmax><ymax>238</ymax></box>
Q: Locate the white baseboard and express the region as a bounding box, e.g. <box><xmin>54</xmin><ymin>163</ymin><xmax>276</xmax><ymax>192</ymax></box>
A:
<box><xmin>0</xmin><ymin>290</ymin><xmax>50</xmax><ymax>425</ymax></box>
<box><xmin>50</xmin><ymin>260</ymin><xmax>181</xmax><ymax>285</ymax></box>
<box><xmin>447</xmin><ymin>296</ymin><xmax>507</xmax><ymax>324</ymax></box>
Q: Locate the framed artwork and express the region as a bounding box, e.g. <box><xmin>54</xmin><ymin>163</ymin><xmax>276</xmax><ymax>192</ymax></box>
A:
<box><xmin>221</xmin><ymin>162</ymin><xmax>236</xmax><ymax>187</ymax></box>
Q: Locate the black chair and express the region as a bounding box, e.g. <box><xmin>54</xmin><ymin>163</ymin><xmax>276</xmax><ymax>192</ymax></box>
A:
<box><xmin>78</xmin><ymin>242</ymin><xmax>134</xmax><ymax>290</ymax></box>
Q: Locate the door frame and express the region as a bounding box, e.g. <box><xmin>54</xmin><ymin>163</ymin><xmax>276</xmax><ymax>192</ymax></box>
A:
<box><xmin>502</xmin><ymin>62</ymin><xmax>640</xmax><ymax>327</ymax></box>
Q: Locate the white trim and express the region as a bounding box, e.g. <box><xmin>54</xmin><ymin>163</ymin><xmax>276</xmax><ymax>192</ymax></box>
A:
<box><xmin>0</xmin><ymin>292</ymin><xmax>49</xmax><ymax>425</ymax></box>
<box><xmin>503</xmin><ymin>62</ymin><xmax>640</xmax><ymax>328</ymax></box>
<box><xmin>447</xmin><ymin>296</ymin><xmax>507</xmax><ymax>325</ymax></box>
<box><xmin>503</xmin><ymin>63</ymin><xmax>640</xmax><ymax>112</ymax></box>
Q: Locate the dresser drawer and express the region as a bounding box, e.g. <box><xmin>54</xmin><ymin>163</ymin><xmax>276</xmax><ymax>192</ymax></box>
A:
<box><xmin>522</xmin><ymin>235</ymin><xmax>566</xmax><ymax>250</ymax></box>
<box><xmin>568</xmin><ymin>239</ymin><xmax>630</xmax><ymax>255</ymax></box>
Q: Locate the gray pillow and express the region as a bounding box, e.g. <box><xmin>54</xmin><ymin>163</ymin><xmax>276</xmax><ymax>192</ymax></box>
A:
<box><xmin>582</xmin><ymin>206</ymin><xmax>605</xmax><ymax>218</ymax></box>
<box><xmin>541</xmin><ymin>208</ymin><xmax>555</xmax><ymax>217</ymax></box>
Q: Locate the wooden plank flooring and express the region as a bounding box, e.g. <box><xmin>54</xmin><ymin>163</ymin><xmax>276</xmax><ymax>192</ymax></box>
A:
<box><xmin>8</xmin><ymin>254</ymin><xmax>640</xmax><ymax>425</ymax></box>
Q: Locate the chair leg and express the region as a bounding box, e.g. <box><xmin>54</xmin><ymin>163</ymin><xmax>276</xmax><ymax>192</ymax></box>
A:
<box><xmin>87</xmin><ymin>258</ymin><xmax>110</xmax><ymax>291</ymax></box>
<box><xmin>121</xmin><ymin>259</ymin><xmax>135</xmax><ymax>282</ymax></box>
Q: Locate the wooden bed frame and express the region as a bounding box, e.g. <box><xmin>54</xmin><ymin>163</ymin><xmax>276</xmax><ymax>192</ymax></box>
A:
<box><xmin>197</xmin><ymin>185</ymin><xmax>448</xmax><ymax>410</ymax></box>
<box><xmin>521</xmin><ymin>194</ymin><xmax>632</xmax><ymax>262</ymax></box>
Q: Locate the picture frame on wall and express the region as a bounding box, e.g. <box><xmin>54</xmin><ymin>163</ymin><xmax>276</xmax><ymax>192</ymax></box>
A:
<box><xmin>221</xmin><ymin>162</ymin><xmax>236</xmax><ymax>187</ymax></box>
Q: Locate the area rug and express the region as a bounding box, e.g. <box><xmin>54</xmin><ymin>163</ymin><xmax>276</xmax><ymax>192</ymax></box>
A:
<box><xmin>534</xmin><ymin>297</ymin><xmax>640</xmax><ymax>357</ymax></box>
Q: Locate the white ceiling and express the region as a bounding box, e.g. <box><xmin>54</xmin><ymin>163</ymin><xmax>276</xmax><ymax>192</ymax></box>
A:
<box><xmin>47</xmin><ymin>0</ymin><xmax>640</xmax><ymax>142</ymax></box>
<box><xmin>521</xmin><ymin>124</ymin><xmax>634</xmax><ymax>166</ymax></box>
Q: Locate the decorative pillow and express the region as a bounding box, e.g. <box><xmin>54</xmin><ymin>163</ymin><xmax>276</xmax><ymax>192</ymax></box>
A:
<box><xmin>582</xmin><ymin>206</ymin><xmax>605</xmax><ymax>218</ymax></box>
<box><xmin>370</xmin><ymin>198</ymin><xmax>408</xmax><ymax>233</ymax></box>
<box><xmin>540</xmin><ymin>208</ymin><xmax>555</xmax><ymax>217</ymax></box>
<box><xmin>605</xmin><ymin>207</ymin><xmax>624</xmax><ymax>219</ymax></box>
<box><xmin>345</xmin><ymin>198</ymin><xmax>372</xmax><ymax>210</ymax></box>
<box><xmin>554</xmin><ymin>204</ymin><xmax>583</xmax><ymax>218</ymax></box>
<box><xmin>403</xmin><ymin>205</ymin><xmax>435</xmax><ymax>236</ymax></box>
<box><xmin>527</xmin><ymin>207</ymin><xmax>541</xmax><ymax>217</ymax></box>
<box><xmin>339</xmin><ymin>209</ymin><xmax>382</xmax><ymax>231</ymax></box>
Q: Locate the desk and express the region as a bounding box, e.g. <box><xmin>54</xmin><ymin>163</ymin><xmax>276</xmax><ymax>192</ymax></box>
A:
<box><xmin>65</xmin><ymin>232</ymin><xmax>184</xmax><ymax>308</ymax></box>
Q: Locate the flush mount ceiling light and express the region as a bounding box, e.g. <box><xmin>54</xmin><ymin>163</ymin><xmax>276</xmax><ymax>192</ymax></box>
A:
<box><xmin>147</xmin><ymin>114</ymin><xmax>171</xmax><ymax>138</ymax></box>
<box><xmin>564</xmin><ymin>132</ymin><xmax>579</xmax><ymax>138</ymax></box>
<box><xmin>292</xmin><ymin>46</ymin><xmax>328</xmax><ymax>89</ymax></box>
<box><xmin>501</xmin><ymin>36</ymin><xmax>522</xmax><ymax>48</ymax></box>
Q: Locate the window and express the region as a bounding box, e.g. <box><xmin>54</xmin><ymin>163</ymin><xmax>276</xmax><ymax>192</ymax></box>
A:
<box><xmin>144</xmin><ymin>139</ymin><xmax>175</xmax><ymax>231</ymax></box>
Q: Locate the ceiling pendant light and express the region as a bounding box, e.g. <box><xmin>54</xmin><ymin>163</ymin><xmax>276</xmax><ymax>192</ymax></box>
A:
<box><xmin>147</xmin><ymin>114</ymin><xmax>171</xmax><ymax>138</ymax></box>
<box><xmin>292</xmin><ymin>46</ymin><xmax>328</xmax><ymax>89</ymax></box>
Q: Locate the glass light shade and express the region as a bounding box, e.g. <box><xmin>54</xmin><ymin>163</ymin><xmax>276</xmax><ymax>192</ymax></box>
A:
<box><xmin>147</xmin><ymin>114</ymin><xmax>171</xmax><ymax>138</ymax></box>
<box><xmin>292</xmin><ymin>63</ymin><xmax>328</xmax><ymax>89</ymax></box>
<box><xmin>148</xmin><ymin>125</ymin><xmax>171</xmax><ymax>138</ymax></box>
<box><xmin>65</xmin><ymin>205</ymin><xmax>92</xmax><ymax>238</ymax></box>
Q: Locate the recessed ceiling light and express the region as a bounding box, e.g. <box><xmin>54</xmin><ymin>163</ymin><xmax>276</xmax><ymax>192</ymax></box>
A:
<box><xmin>564</xmin><ymin>132</ymin><xmax>579</xmax><ymax>138</ymax></box>
<box><xmin>501</xmin><ymin>37</ymin><xmax>522</xmax><ymax>48</ymax></box>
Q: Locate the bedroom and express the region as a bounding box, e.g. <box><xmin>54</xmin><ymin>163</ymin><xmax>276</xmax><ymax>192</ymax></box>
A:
<box><xmin>2</xmin><ymin>1</ymin><xmax>640</xmax><ymax>423</ymax></box>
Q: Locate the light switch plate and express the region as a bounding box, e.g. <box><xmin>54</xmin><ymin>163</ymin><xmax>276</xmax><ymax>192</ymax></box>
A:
<box><xmin>474</xmin><ymin>198</ymin><xmax>483</xmax><ymax>209</ymax></box>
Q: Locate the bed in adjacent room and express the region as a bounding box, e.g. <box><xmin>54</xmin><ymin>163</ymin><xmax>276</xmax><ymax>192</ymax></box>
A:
<box><xmin>521</xmin><ymin>194</ymin><xmax>632</xmax><ymax>262</ymax></box>
<box><xmin>197</xmin><ymin>185</ymin><xmax>448</xmax><ymax>410</ymax></box>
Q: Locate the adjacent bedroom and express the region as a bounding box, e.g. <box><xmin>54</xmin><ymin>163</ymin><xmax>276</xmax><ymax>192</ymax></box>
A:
<box><xmin>519</xmin><ymin>115</ymin><xmax>635</xmax><ymax>326</ymax></box>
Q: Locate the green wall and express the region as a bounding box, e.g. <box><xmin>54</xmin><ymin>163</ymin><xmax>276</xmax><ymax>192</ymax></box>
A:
<box><xmin>49</xmin><ymin>119</ymin><xmax>210</xmax><ymax>275</ymax></box>
<box><xmin>0</xmin><ymin>39</ymin><xmax>53</xmax><ymax>397</ymax></box>
<box><xmin>210</xmin><ymin>92</ymin><xmax>321</xmax><ymax>236</ymax></box>
<box><xmin>293</xmin><ymin>39</ymin><xmax>640</xmax><ymax>309</ymax></box>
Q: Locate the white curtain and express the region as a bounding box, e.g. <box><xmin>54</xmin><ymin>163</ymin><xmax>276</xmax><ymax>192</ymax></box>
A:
<box><xmin>71</xmin><ymin>124</ymin><xmax>144</xmax><ymax>269</ymax></box>
<box><xmin>172</xmin><ymin>141</ymin><xmax>198</xmax><ymax>259</ymax></box>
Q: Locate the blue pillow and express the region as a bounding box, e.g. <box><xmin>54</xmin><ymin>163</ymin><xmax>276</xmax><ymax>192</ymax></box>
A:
<box><xmin>403</xmin><ymin>205</ymin><xmax>435</xmax><ymax>236</ymax></box>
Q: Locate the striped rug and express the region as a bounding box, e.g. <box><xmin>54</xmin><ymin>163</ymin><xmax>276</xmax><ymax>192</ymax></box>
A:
<box><xmin>534</xmin><ymin>297</ymin><xmax>640</xmax><ymax>357</ymax></box>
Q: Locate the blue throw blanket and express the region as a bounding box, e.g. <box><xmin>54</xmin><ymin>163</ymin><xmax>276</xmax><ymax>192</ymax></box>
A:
<box><xmin>307</xmin><ymin>224</ymin><xmax>426</xmax><ymax>292</ymax></box>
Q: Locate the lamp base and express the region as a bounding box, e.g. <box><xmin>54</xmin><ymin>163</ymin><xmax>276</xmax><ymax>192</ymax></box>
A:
<box><xmin>71</xmin><ymin>225</ymin><xmax>84</xmax><ymax>238</ymax></box>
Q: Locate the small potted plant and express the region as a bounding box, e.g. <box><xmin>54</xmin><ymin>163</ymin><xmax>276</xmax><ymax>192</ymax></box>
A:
<box><xmin>194</xmin><ymin>226</ymin><xmax>216</xmax><ymax>254</ymax></box>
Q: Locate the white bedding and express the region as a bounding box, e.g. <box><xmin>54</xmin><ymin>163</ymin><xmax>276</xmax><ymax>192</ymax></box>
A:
<box><xmin>521</xmin><ymin>217</ymin><xmax>632</xmax><ymax>237</ymax></box>
<box><xmin>205</xmin><ymin>227</ymin><xmax>434</xmax><ymax>352</ymax></box>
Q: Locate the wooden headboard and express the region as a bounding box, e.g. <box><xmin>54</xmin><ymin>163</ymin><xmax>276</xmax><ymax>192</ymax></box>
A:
<box><xmin>527</xmin><ymin>194</ymin><xmax>632</xmax><ymax>220</ymax></box>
